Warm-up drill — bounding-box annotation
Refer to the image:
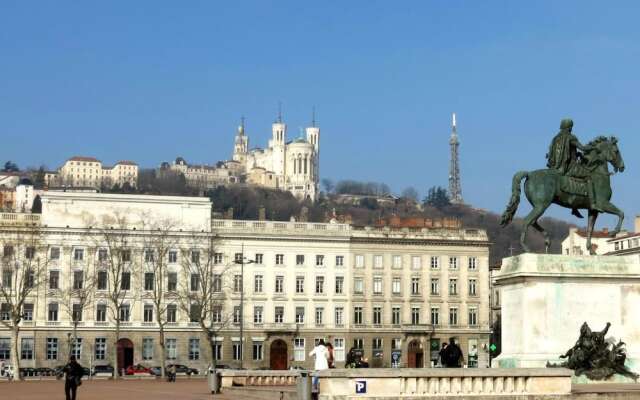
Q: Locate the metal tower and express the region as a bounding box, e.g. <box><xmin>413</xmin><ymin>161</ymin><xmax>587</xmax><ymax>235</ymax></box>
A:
<box><xmin>448</xmin><ymin>113</ymin><xmax>463</xmax><ymax>204</ymax></box>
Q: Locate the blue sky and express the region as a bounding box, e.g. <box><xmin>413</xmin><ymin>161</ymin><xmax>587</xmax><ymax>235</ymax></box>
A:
<box><xmin>1</xmin><ymin>1</ymin><xmax>639</xmax><ymax>229</ymax></box>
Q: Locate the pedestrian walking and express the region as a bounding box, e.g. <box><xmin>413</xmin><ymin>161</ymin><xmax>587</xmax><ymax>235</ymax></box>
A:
<box><xmin>62</xmin><ymin>355</ymin><xmax>85</xmax><ymax>400</ymax></box>
<box><xmin>444</xmin><ymin>337</ymin><xmax>464</xmax><ymax>368</ymax></box>
<box><xmin>309</xmin><ymin>339</ymin><xmax>329</xmax><ymax>399</ymax></box>
<box><xmin>438</xmin><ymin>342</ymin><xmax>448</xmax><ymax>367</ymax></box>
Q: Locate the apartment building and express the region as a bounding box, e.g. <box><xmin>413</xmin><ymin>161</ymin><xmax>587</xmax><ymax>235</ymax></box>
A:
<box><xmin>0</xmin><ymin>192</ymin><xmax>490</xmax><ymax>373</ymax></box>
<box><xmin>45</xmin><ymin>156</ymin><xmax>138</xmax><ymax>189</ymax></box>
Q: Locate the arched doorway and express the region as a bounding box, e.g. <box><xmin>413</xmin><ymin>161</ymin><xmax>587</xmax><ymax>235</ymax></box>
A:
<box><xmin>407</xmin><ymin>340</ymin><xmax>424</xmax><ymax>368</ymax></box>
<box><xmin>270</xmin><ymin>339</ymin><xmax>288</xmax><ymax>370</ymax></box>
<box><xmin>117</xmin><ymin>338</ymin><xmax>134</xmax><ymax>375</ymax></box>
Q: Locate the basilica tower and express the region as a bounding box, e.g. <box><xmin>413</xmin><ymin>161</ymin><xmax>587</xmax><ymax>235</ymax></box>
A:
<box><xmin>449</xmin><ymin>113</ymin><xmax>463</xmax><ymax>204</ymax></box>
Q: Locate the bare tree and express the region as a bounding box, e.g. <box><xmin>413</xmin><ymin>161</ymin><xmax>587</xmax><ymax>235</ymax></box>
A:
<box><xmin>177</xmin><ymin>233</ymin><xmax>233</xmax><ymax>369</ymax></box>
<box><xmin>0</xmin><ymin>225</ymin><xmax>50</xmax><ymax>379</ymax></box>
<box><xmin>90</xmin><ymin>214</ymin><xmax>139</xmax><ymax>378</ymax></box>
<box><xmin>60</xmin><ymin>262</ymin><xmax>97</xmax><ymax>359</ymax></box>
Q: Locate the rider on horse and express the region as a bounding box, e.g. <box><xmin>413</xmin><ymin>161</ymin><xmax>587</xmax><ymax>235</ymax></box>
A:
<box><xmin>546</xmin><ymin>118</ymin><xmax>605</xmax><ymax>215</ymax></box>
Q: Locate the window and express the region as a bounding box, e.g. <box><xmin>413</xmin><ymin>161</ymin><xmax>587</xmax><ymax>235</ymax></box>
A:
<box><xmin>213</xmin><ymin>342</ymin><xmax>222</xmax><ymax>361</ymax></box>
<box><xmin>48</xmin><ymin>303</ymin><xmax>58</xmax><ymax>321</ymax></box>
<box><xmin>373</xmin><ymin>276</ymin><xmax>383</xmax><ymax>294</ymax></box>
<box><xmin>295</xmin><ymin>307</ymin><xmax>305</xmax><ymax>324</ymax></box>
<box><xmin>296</xmin><ymin>255</ymin><xmax>305</xmax><ymax>265</ymax></box>
<box><xmin>73</xmin><ymin>248</ymin><xmax>84</xmax><ymax>261</ymax></box>
<box><xmin>189</xmin><ymin>338</ymin><xmax>200</xmax><ymax>360</ymax></box>
<box><xmin>254</xmin><ymin>306</ymin><xmax>263</xmax><ymax>324</ymax></box>
<box><xmin>412</xmin><ymin>256</ymin><xmax>421</xmax><ymax>269</ymax></box>
<box><xmin>166</xmin><ymin>338</ymin><xmax>177</xmax><ymax>360</ymax></box>
<box><xmin>71</xmin><ymin>338</ymin><xmax>82</xmax><ymax>359</ymax></box>
<box><xmin>295</xmin><ymin>276</ymin><xmax>304</xmax><ymax>294</ymax></box>
<box><xmin>21</xmin><ymin>337</ymin><xmax>34</xmax><ymax>360</ymax></box>
<box><xmin>50</xmin><ymin>247</ymin><xmax>60</xmax><ymax>260</ymax></box>
<box><xmin>431</xmin><ymin>307</ymin><xmax>440</xmax><ymax>325</ymax></box>
<box><xmin>121</xmin><ymin>250</ymin><xmax>131</xmax><ymax>263</ymax></box>
<box><xmin>334</xmin><ymin>307</ymin><xmax>344</xmax><ymax>326</ymax></box>
<box><xmin>49</xmin><ymin>270</ymin><xmax>59</xmax><ymax>290</ymax></box>
<box><xmin>73</xmin><ymin>271</ymin><xmax>84</xmax><ymax>289</ymax></box>
<box><xmin>143</xmin><ymin>304</ymin><xmax>154</xmax><ymax>322</ymax></box>
<box><xmin>392</xmin><ymin>277</ymin><xmax>401</xmax><ymax>295</ymax></box>
<box><xmin>353</xmin><ymin>306</ymin><xmax>363</xmax><ymax>325</ymax></box>
<box><xmin>25</xmin><ymin>269</ymin><xmax>34</xmax><ymax>288</ymax></box>
<box><xmin>428</xmin><ymin>278</ymin><xmax>439</xmax><ymax>296</ymax></box>
<box><xmin>191</xmin><ymin>250</ymin><xmax>200</xmax><ymax>264</ymax></box>
<box><xmin>254</xmin><ymin>275</ymin><xmax>263</xmax><ymax>293</ymax></box>
<box><xmin>449</xmin><ymin>279</ymin><xmax>458</xmax><ymax>295</ymax></box>
<box><xmin>23</xmin><ymin>303</ymin><xmax>33</xmax><ymax>321</ymax></box>
<box><xmin>1</xmin><ymin>269</ymin><xmax>11</xmax><ymax>289</ymax></box>
<box><xmin>189</xmin><ymin>304</ymin><xmax>200</xmax><ymax>322</ymax></box>
<box><xmin>98</xmin><ymin>249</ymin><xmax>108</xmax><ymax>262</ymax></box>
<box><xmin>213</xmin><ymin>274</ymin><xmax>222</xmax><ymax>292</ymax></box>
<box><xmin>168</xmin><ymin>250</ymin><xmax>178</xmax><ymax>263</ymax></box>
<box><xmin>96</xmin><ymin>304</ymin><xmax>107</xmax><ymax>322</ymax></box>
<box><xmin>392</xmin><ymin>255</ymin><xmax>402</xmax><ymax>268</ymax></box>
<box><xmin>449</xmin><ymin>256</ymin><xmax>458</xmax><ymax>269</ymax></box>
<box><xmin>430</xmin><ymin>256</ymin><xmax>439</xmax><ymax>269</ymax></box>
<box><xmin>315</xmin><ymin>276</ymin><xmax>324</xmax><ymax>294</ymax></box>
<box><xmin>232</xmin><ymin>342</ymin><xmax>242</xmax><ymax>360</ymax></box>
<box><xmin>469</xmin><ymin>279</ymin><xmax>477</xmax><ymax>296</ymax></box>
<box><xmin>97</xmin><ymin>270</ymin><xmax>107</xmax><ymax>290</ymax></box>
<box><xmin>119</xmin><ymin>304</ymin><xmax>130</xmax><ymax>322</ymax></box>
<box><xmin>254</xmin><ymin>253</ymin><xmax>263</xmax><ymax>264</ymax></box>
<box><xmin>72</xmin><ymin>303</ymin><xmax>83</xmax><ymax>322</ymax></box>
<box><xmin>334</xmin><ymin>338</ymin><xmax>345</xmax><ymax>362</ymax></box>
<box><xmin>315</xmin><ymin>307</ymin><xmax>324</xmax><ymax>325</ymax></box>
<box><xmin>275</xmin><ymin>254</ymin><xmax>284</xmax><ymax>265</ymax></box>
<box><xmin>212</xmin><ymin>306</ymin><xmax>222</xmax><ymax>323</ymax></box>
<box><xmin>2</xmin><ymin>245</ymin><xmax>13</xmax><ymax>257</ymax></box>
<box><xmin>373</xmin><ymin>255</ymin><xmax>383</xmax><ymax>269</ymax></box>
<box><xmin>372</xmin><ymin>306</ymin><xmax>382</xmax><ymax>325</ymax></box>
<box><xmin>411</xmin><ymin>277</ymin><xmax>420</xmax><ymax>295</ymax></box>
<box><xmin>144</xmin><ymin>250</ymin><xmax>154</xmax><ymax>262</ymax></box>
<box><xmin>142</xmin><ymin>338</ymin><xmax>154</xmax><ymax>360</ymax></box>
<box><xmin>294</xmin><ymin>338</ymin><xmax>305</xmax><ymax>361</ymax></box>
<box><xmin>411</xmin><ymin>306</ymin><xmax>420</xmax><ymax>325</ymax></box>
<box><xmin>353</xmin><ymin>277</ymin><xmax>364</xmax><ymax>294</ymax></box>
<box><xmin>274</xmin><ymin>306</ymin><xmax>284</xmax><ymax>324</ymax></box>
<box><xmin>95</xmin><ymin>338</ymin><xmax>107</xmax><ymax>360</ymax></box>
<box><xmin>316</xmin><ymin>255</ymin><xmax>324</xmax><ymax>266</ymax></box>
<box><xmin>233</xmin><ymin>306</ymin><xmax>241</xmax><ymax>324</ymax></box>
<box><xmin>449</xmin><ymin>307</ymin><xmax>458</xmax><ymax>325</ymax></box>
<box><xmin>46</xmin><ymin>337</ymin><xmax>58</xmax><ymax>360</ymax></box>
<box><xmin>234</xmin><ymin>253</ymin><xmax>243</xmax><ymax>264</ymax></box>
<box><xmin>355</xmin><ymin>255</ymin><xmax>364</xmax><ymax>268</ymax></box>
<box><xmin>0</xmin><ymin>338</ymin><xmax>9</xmax><ymax>359</ymax></box>
<box><xmin>372</xmin><ymin>337</ymin><xmax>383</xmax><ymax>350</ymax></box>
<box><xmin>121</xmin><ymin>272</ymin><xmax>131</xmax><ymax>290</ymax></box>
<box><xmin>275</xmin><ymin>275</ymin><xmax>284</xmax><ymax>294</ymax></box>
<box><xmin>190</xmin><ymin>274</ymin><xmax>200</xmax><ymax>292</ymax></box>
<box><xmin>353</xmin><ymin>338</ymin><xmax>364</xmax><ymax>350</ymax></box>
<box><xmin>335</xmin><ymin>276</ymin><xmax>344</xmax><ymax>294</ymax></box>
<box><xmin>143</xmin><ymin>272</ymin><xmax>154</xmax><ymax>291</ymax></box>
<box><xmin>25</xmin><ymin>246</ymin><xmax>35</xmax><ymax>260</ymax></box>
<box><xmin>468</xmin><ymin>308</ymin><xmax>478</xmax><ymax>326</ymax></box>
<box><xmin>213</xmin><ymin>253</ymin><xmax>223</xmax><ymax>264</ymax></box>
<box><xmin>391</xmin><ymin>338</ymin><xmax>402</xmax><ymax>350</ymax></box>
<box><xmin>0</xmin><ymin>303</ymin><xmax>9</xmax><ymax>321</ymax></box>
<box><xmin>252</xmin><ymin>342</ymin><xmax>263</xmax><ymax>361</ymax></box>
<box><xmin>335</xmin><ymin>255</ymin><xmax>344</xmax><ymax>266</ymax></box>
<box><xmin>392</xmin><ymin>306</ymin><xmax>401</xmax><ymax>325</ymax></box>
<box><xmin>233</xmin><ymin>275</ymin><xmax>242</xmax><ymax>292</ymax></box>
<box><xmin>468</xmin><ymin>256</ymin><xmax>477</xmax><ymax>270</ymax></box>
<box><xmin>167</xmin><ymin>273</ymin><xmax>177</xmax><ymax>291</ymax></box>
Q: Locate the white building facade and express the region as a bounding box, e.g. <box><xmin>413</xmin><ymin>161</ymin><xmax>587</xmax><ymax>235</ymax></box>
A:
<box><xmin>45</xmin><ymin>157</ymin><xmax>138</xmax><ymax>189</ymax></box>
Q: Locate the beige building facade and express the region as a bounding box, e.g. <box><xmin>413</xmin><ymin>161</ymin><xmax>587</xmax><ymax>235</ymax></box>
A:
<box><xmin>45</xmin><ymin>156</ymin><xmax>138</xmax><ymax>189</ymax></box>
<box><xmin>0</xmin><ymin>193</ymin><xmax>489</xmax><ymax>374</ymax></box>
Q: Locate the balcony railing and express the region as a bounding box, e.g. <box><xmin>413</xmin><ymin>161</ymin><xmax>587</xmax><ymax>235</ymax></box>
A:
<box><xmin>211</xmin><ymin>219</ymin><xmax>351</xmax><ymax>235</ymax></box>
<box><xmin>0</xmin><ymin>213</ymin><xmax>41</xmax><ymax>225</ymax></box>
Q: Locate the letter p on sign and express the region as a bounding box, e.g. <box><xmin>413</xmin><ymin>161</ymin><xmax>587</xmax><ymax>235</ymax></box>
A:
<box><xmin>355</xmin><ymin>380</ymin><xmax>367</xmax><ymax>394</ymax></box>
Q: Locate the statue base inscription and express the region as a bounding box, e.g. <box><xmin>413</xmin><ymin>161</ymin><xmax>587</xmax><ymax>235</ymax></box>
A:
<box><xmin>493</xmin><ymin>254</ymin><xmax>640</xmax><ymax>380</ymax></box>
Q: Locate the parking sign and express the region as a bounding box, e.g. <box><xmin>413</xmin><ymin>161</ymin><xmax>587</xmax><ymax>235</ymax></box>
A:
<box><xmin>355</xmin><ymin>380</ymin><xmax>367</xmax><ymax>394</ymax></box>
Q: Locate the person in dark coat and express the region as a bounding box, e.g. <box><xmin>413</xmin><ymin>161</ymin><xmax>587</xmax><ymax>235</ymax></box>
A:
<box><xmin>445</xmin><ymin>337</ymin><xmax>464</xmax><ymax>368</ymax></box>
<box><xmin>63</xmin><ymin>355</ymin><xmax>85</xmax><ymax>400</ymax></box>
<box><xmin>438</xmin><ymin>342</ymin><xmax>449</xmax><ymax>367</ymax></box>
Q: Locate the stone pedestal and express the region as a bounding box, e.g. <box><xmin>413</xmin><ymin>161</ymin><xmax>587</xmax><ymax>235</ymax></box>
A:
<box><xmin>494</xmin><ymin>253</ymin><xmax>640</xmax><ymax>374</ymax></box>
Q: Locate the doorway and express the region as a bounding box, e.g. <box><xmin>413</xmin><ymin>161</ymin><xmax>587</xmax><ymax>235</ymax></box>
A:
<box><xmin>407</xmin><ymin>340</ymin><xmax>424</xmax><ymax>368</ymax></box>
<box><xmin>117</xmin><ymin>338</ymin><xmax>134</xmax><ymax>374</ymax></box>
<box><xmin>270</xmin><ymin>339</ymin><xmax>288</xmax><ymax>370</ymax></box>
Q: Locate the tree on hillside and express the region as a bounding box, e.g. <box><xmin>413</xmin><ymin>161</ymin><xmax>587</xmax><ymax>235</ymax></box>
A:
<box><xmin>321</xmin><ymin>178</ymin><xmax>335</xmax><ymax>194</ymax></box>
<box><xmin>401</xmin><ymin>187</ymin><xmax>419</xmax><ymax>202</ymax></box>
<box><xmin>424</xmin><ymin>186</ymin><xmax>450</xmax><ymax>209</ymax></box>
<box><xmin>3</xmin><ymin>161</ymin><xmax>19</xmax><ymax>172</ymax></box>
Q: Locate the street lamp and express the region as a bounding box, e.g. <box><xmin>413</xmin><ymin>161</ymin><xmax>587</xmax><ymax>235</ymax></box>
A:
<box><xmin>233</xmin><ymin>243</ymin><xmax>255</xmax><ymax>369</ymax></box>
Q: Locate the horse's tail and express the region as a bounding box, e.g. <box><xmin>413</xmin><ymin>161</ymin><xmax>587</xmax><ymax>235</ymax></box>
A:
<box><xmin>500</xmin><ymin>171</ymin><xmax>529</xmax><ymax>226</ymax></box>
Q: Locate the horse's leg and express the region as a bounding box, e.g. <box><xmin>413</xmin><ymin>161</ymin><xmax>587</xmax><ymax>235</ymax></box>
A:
<box><xmin>599</xmin><ymin>201</ymin><xmax>624</xmax><ymax>236</ymax></box>
<box><xmin>521</xmin><ymin>205</ymin><xmax>549</xmax><ymax>253</ymax></box>
<box><xmin>586</xmin><ymin>209</ymin><xmax>598</xmax><ymax>255</ymax></box>
<box><xmin>531</xmin><ymin>220</ymin><xmax>551</xmax><ymax>253</ymax></box>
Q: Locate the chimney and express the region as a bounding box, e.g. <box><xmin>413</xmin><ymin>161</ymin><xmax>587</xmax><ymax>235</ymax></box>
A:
<box><xmin>636</xmin><ymin>215</ymin><xmax>640</xmax><ymax>234</ymax></box>
<box><xmin>258</xmin><ymin>206</ymin><xmax>266</xmax><ymax>221</ymax></box>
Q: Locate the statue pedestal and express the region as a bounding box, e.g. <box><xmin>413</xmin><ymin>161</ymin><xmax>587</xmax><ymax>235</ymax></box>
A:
<box><xmin>494</xmin><ymin>253</ymin><xmax>640</xmax><ymax>375</ymax></box>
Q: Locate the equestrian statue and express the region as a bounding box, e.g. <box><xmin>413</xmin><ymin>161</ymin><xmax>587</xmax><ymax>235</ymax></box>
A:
<box><xmin>500</xmin><ymin>119</ymin><xmax>625</xmax><ymax>254</ymax></box>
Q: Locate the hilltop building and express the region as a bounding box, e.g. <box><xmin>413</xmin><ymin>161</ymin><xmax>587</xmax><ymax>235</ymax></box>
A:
<box><xmin>45</xmin><ymin>156</ymin><xmax>138</xmax><ymax>189</ymax></box>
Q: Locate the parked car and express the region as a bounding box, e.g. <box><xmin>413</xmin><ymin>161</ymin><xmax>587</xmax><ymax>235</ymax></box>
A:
<box><xmin>35</xmin><ymin>367</ymin><xmax>55</xmax><ymax>376</ymax></box>
<box><xmin>149</xmin><ymin>366</ymin><xmax>162</xmax><ymax>376</ymax></box>
<box><xmin>125</xmin><ymin>364</ymin><xmax>151</xmax><ymax>375</ymax></box>
<box><xmin>19</xmin><ymin>367</ymin><xmax>36</xmax><ymax>377</ymax></box>
<box><xmin>92</xmin><ymin>364</ymin><xmax>114</xmax><ymax>376</ymax></box>
<box><xmin>166</xmin><ymin>364</ymin><xmax>199</xmax><ymax>376</ymax></box>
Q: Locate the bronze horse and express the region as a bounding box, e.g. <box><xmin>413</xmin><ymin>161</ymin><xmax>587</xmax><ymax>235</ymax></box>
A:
<box><xmin>500</xmin><ymin>136</ymin><xmax>625</xmax><ymax>254</ymax></box>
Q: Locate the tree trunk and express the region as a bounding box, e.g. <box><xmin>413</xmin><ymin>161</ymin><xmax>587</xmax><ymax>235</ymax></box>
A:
<box><xmin>209</xmin><ymin>332</ymin><xmax>217</xmax><ymax>369</ymax></box>
<box><xmin>72</xmin><ymin>322</ymin><xmax>78</xmax><ymax>359</ymax></box>
<box><xmin>10</xmin><ymin>325</ymin><xmax>20</xmax><ymax>380</ymax></box>
<box><xmin>159</xmin><ymin>327</ymin><xmax>166</xmax><ymax>378</ymax></box>
<box><xmin>113</xmin><ymin>321</ymin><xmax>120</xmax><ymax>379</ymax></box>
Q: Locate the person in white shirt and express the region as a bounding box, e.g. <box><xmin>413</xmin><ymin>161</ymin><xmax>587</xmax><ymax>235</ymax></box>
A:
<box><xmin>309</xmin><ymin>339</ymin><xmax>329</xmax><ymax>370</ymax></box>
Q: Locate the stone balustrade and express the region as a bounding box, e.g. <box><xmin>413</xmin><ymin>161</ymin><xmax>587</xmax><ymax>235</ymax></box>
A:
<box><xmin>219</xmin><ymin>370</ymin><xmax>301</xmax><ymax>388</ymax></box>
<box><xmin>315</xmin><ymin>368</ymin><xmax>573</xmax><ymax>399</ymax></box>
<box><xmin>0</xmin><ymin>212</ymin><xmax>41</xmax><ymax>225</ymax></box>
